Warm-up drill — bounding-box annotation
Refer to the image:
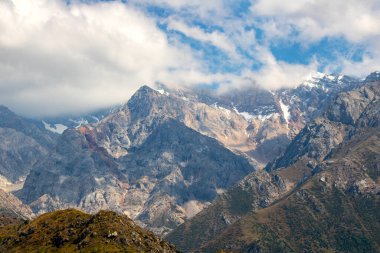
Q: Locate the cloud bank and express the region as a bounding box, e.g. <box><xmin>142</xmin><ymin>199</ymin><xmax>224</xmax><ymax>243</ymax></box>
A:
<box><xmin>0</xmin><ymin>0</ymin><xmax>207</xmax><ymax>117</ymax></box>
<box><xmin>0</xmin><ymin>0</ymin><xmax>379</xmax><ymax>117</ymax></box>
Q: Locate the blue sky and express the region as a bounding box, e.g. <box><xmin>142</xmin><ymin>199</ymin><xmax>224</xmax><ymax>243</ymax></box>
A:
<box><xmin>0</xmin><ymin>0</ymin><xmax>379</xmax><ymax>117</ymax></box>
<box><xmin>140</xmin><ymin>0</ymin><xmax>363</xmax><ymax>73</ymax></box>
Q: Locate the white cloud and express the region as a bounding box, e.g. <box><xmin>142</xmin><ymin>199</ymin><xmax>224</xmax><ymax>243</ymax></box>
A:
<box><xmin>250</xmin><ymin>0</ymin><xmax>380</xmax><ymax>78</ymax></box>
<box><xmin>1</xmin><ymin>0</ymin><xmax>379</xmax><ymax>117</ymax></box>
<box><xmin>0</xmin><ymin>0</ymin><xmax>215</xmax><ymax>117</ymax></box>
<box><xmin>241</xmin><ymin>47</ymin><xmax>319</xmax><ymax>90</ymax></box>
<box><xmin>131</xmin><ymin>0</ymin><xmax>227</xmax><ymax>20</ymax></box>
<box><xmin>251</xmin><ymin>0</ymin><xmax>380</xmax><ymax>43</ymax></box>
<box><xmin>166</xmin><ymin>19</ymin><xmax>237</xmax><ymax>57</ymax></box>
<box><xmin>328</xmin><ymin>52</ymin><xmax>380</xmax><ymax>78</ymax></box>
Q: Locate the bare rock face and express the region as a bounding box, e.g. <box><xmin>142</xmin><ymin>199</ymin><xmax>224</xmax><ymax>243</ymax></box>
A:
<box><xmin>0</xmin><ymin>189</ymin><xmax>34</xmax><ymax>220</ymax></box>
<box><xmin>154</xmin><ymin>74</ymin><xmax>360</xmax><ymax>165</ymax></box>
<box><xmin>19</xmin><ymin>128</ymin><xmax>126</xmax><ymax>213</ymax></box>
<box><xmin>0</xmin><ymin>128</ymin><xmax>47</xmax><ymax>184</ymax></box>
<box><xmin>18</xmin><ymin>119</ymin><xmax>254</xmax><ymax>234</ymax></box>
<box><xmin>93</xmin><ymin>85</ymin><xmax>256</xmax><ymax>161</ymax></box>
<box><xmin>326</xmin><ymin>83</ymin><xmax>379</xmax><ymax>125</ymax></box>
<box><xmin>0</xmin><ymin>106</ymin><xmax>57</xmax><ymax>187</ymax></box>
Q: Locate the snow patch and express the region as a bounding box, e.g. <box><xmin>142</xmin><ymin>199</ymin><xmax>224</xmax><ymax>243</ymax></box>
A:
<box><xmin>183</xmin><ymin>200</ymin><xmax>207</xmax><ymax>218</ymax></box>
<box><xmin>216</xmin><ymin>188</ymin><xmax>225</xmax><ymax>194</ymax></box>
<box><xmin>156</xmin><ymin>89</ymin><xmax>170</xmax><ymax>96</ymax></box>
<box><xmin>232</xmin><ymin>107</ymin><xmax>254</xmax><ymax>120</ymax></box>
<box><xmin>69</xmin><ymin>118</ymin><xmax>89</xmax><ymax>128</ymax></box>
<box><xmin>43</xmin><ymin>121</ymin><xmax>68</xmax><ymax>134</ymax></box>
<box><xmin>0</xmin><ymin>175</ymin><xmax>24</xmax><ymax>192</ymax></box>
<box><xmin>91</xmin><ymin>116</ymin><xmax>100</xmax><ymax>122</ymax></box>
<box><xmin>212</xmin><ymin>103</ymin><xmax>231</xmax><ymax>116</ymax></box>
<box><xmin>233</xmin><ymin>107</ymin><xmax>273</xmax><ymax>121</ymax></box>
<box><xmin>306</xmin><ymin>72</ymin><xmax>325</xmax><ymax>81</ymax></box>
<box><xmin>95</xmin><ymin>177</ymin><xmax>105</xmax><ymax>184</ymax></box>
<box><xmin>279</xmin><ymin>100</ymin><xmax>290</xmax><ymax>123</ymax></box>
<box><xmin>238</xmin><ymin>111</ymin><xmax>254</xmax><ymax>120</ymax></box>
<box><xmin>58</xmin><ymin>176</ymin><xmax>69</xmax><ymax>184</ymax></box>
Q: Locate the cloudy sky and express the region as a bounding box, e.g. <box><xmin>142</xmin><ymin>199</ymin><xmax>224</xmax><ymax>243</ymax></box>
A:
<box><xmin>1</xmin><ymin>0</ymin><xmax>379</xmax><ymax>117</ymax></box>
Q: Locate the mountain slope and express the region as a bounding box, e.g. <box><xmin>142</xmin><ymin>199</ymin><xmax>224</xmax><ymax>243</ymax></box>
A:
<box><xmin>0</xmin><ymin>106</ymin><xmax>57</xmax><ymax>187</ymax></box>
<box><xmin>267</xmin><ymin>81</ymin><xmax>380</xmax><ymax>172</ymax></box>
<box><xmin>0</xmin><ymin>189</ymin><xmax>34</xmax><ymax>221</ymax></box>
<box><xmin>0</xmin><ymin>209</ymin><xmax>176</xmax><ymax>252</ymax></box>
<box><xmin>12</xmin><ymin>73</ymin><xmax>371</xmax><ymax>238</ymax></box>
<box><xmin>18</xmin><ymin>120</ymin><xmax>253</xmax><ymax>234</ymax></box>
<box><xmin>198</xmin><ymin>127</ymin><xmax>380</xmax><ymax>252</ymax></box>
<box><xmin>155</xmin><ymin>73</ymin><xmax>360</xmax><ymax>165</ymax></box>
<box><xmin>167</xmin><ymin>80</ymin><xmax>380</xmax><ymax>252</ymax></box>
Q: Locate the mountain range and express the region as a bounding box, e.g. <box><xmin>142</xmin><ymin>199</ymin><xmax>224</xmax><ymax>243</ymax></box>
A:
<box><xmin>167</xmin><ymin>78</ymin><xmax>380</xmax><ymax>252</ymax></box>
<box><xmin>0</xmin><ymin>71</ymin><xmax>379</xmax><ymax>252</ymax></box>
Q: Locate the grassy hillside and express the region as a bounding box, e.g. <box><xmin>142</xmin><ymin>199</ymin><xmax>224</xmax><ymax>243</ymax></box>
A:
<box><xmin>0</xmin><ymin>209</ymin><xmax>177</xmax><ymax>253</ymax></box>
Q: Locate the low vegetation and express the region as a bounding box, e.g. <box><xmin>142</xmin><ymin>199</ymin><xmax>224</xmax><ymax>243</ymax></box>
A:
<box><xmin>0</xmin><ymin>209</ymin><xmax>177</xmax><ymax>253</ymax></box>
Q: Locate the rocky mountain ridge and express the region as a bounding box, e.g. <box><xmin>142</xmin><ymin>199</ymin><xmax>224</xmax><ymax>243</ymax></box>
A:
<box><xmin>40</xmin><ymin>72</ymin><xmax>364</xmax><ymax>166</ymax></box>
<box><xmin>1</xmin><ymin>71</ymin><xmax>377</xmax><ymax>240</ymax></box>
<box><xmin>18</xmin><ymin>119</ymin><xmax>254</xmax><ymax>234</ymax></box>
<box><xmin>167</xmin><ymin>80</ymin><xmax>380</xmax><ymax>252</ymax></box>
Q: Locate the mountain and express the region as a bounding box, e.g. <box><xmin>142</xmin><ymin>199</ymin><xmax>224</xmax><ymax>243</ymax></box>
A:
<box><xmin>5</xmin><ymin>71</ymin><xmax>373</xmax><ymax>239</ymax></box>
<box><xmin>156</xmin><ymin>73</ymin><xmax>360</xmax><ymax>165</ymax></box>
<box><xmin>0</xmin><ymin>106</ymin><xmax>57</xmax><ymax>189</ymax></box>
<box><xmin>40</xmin><ymin>73</ymin><xmax>361</xmax><ymax>167</ymax></box>
<box><xmin>195</xmin><ymin>128</ymin><xmax>380</xmax><ymax>253</ymax></box>
<box><xmin>0</xmin><ymin>209</ymin><xmax>177</xmax><ymax>252</ymax></box>
<box><xmin>14</xmin><ymin>73</ymin><xmax>369</xmax><ymax>235</ymax></box>
<box><xmin>41</xmin><ymin>106</ymin><xmax>120</xmax><ymax>134</ymax></box>
<box><xmin>0</xmin><ymin>189</ymin><xmax>34</xmax><ymax>221</ymax></box>
<box><xmin>267</xmin><ymin>80</ymin><xmax>380</xmax><ymax>171</ymax></box>
<box><xmin>167</xmin><ymin>80</ymin><xmax>380</xmax><ymax>252</ymax></box>
<box><xmin>18</xmin><ymin>118</ymin><xmax>253</xmax><ymax>234</ymax></box>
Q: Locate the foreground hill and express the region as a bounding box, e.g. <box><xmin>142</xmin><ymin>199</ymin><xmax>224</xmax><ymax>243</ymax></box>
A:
<box><xmin>0</xmin><ymin>209</ymin><xmax>177</xmax><ymax>253</ymax></box>
<box><xmin>167</xmin><ymin>81</ymin><xmax>380</xmax><ymax>252</ymax></box>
